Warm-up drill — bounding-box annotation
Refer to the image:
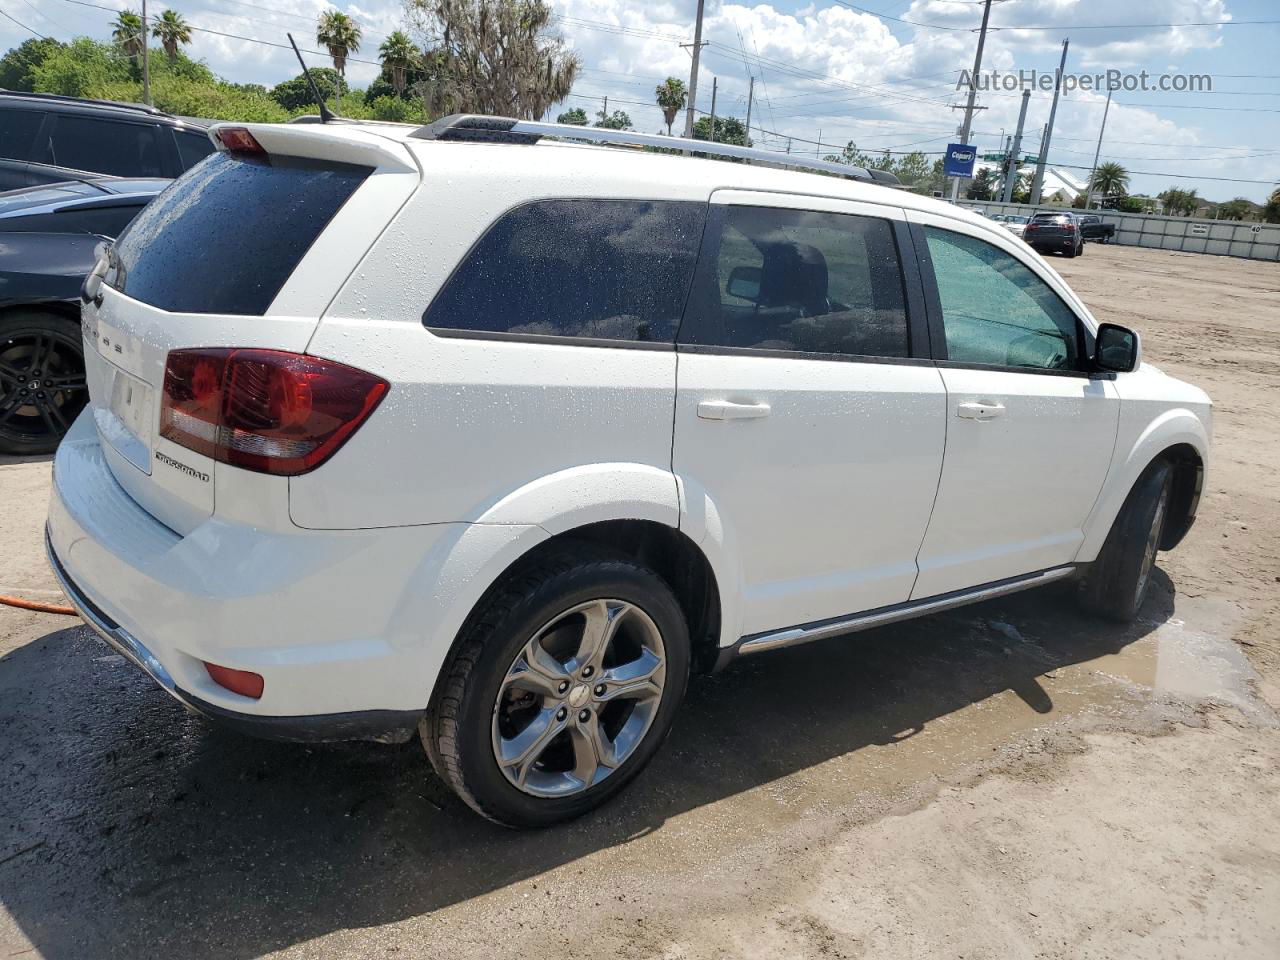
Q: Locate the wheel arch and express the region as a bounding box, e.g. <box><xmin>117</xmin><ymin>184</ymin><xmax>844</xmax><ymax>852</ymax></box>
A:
<box><xmin>1078</xmin><ymin>410</ymin><xmax>1209</xmax><ymax>562</ymax></box>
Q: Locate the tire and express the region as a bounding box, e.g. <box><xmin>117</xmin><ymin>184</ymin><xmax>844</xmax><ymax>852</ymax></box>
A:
<box><xmin>422</xmin><ymin>547</ymin><xmax>691</xmax><ymax>828</ymax></box>
<box><xmin>0</xmin><ymin>311</ymin><xmax>87</xmax><ymax>456</ymax></box>
<box><xmin>1079</xmin><ymin>460</ymin><xmax>1172</xmax><ymax>622</ymax></box>
<box><xmin>1063</xmin><ymin>244</ymin><xmax>1076</xmax><ymax>259</ymax></box>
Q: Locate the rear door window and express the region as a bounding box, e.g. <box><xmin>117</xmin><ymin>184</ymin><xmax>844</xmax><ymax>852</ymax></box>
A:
<box><xmin>423</xmin><ymin>199</ymin><xmax>705</xmax><ymax>344</ymax></box>
<box><xmin>175</xmin><ymin>129</ymin><xmax>216</xmax><ymax>169</ymax></box>
<box><xmin>41</xmin><ymin>115</ymin><xmax>166</xmax><ymax>177</ymax></box>
<box><xmin>678</xmin><ymin>205</ymin><xmax>910</xmax><ymax>358</ymax></box>
<box><xmin>107</xmin><ymin>152</ymin><xmax>370</xmax><ymax>315</ymax></box>
<box><xmin>0</xmin><ymin>108</ymin><xmax>43</xmax><ymax>162</ymax></box>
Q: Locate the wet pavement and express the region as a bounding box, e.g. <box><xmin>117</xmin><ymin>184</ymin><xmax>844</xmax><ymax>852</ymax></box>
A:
<box><xmin>1</xmin><ymin>568</ymin><xmax>1264</xmax><ymax>959</ymax></box>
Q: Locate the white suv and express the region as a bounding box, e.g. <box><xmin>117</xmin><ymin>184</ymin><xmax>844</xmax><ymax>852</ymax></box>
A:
<box><xmin>48</xmin><ymin>116</ymin><xmax>1211</xmax><ymax>827</ymax></box>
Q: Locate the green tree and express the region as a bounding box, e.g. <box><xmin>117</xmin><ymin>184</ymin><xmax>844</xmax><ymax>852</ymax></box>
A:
<box><xmin>1089</xmin><ymin>161</ymin><xmax>1130</xmax><ymax>201</ymax></box>
<box><xmin>0</xmin><ymin>37</ymin><xmax>65</xmax><ymax>91</ymax></box>
<box><xmin>822</xmin><ymin>141</ymin><xmax>875</xmax><ymax>168</ymax></box>
<box><xmin>654</xmin><ymin>76</ymin><xmax>686</xmax><ymax>135</ymax></box>
<box><xmin>112</xmin><ymin>10</ymin><xmax>145</xmax><ymax>59</ymax></box>
<box><xmin>893</xmin><ymin>151</ymin><xmax>932</xmax><ymax>188</ymax></box>
<box><xmin>594</xmin><ymin>108</ymin><xmax>630</xmax><ymax>130</ymax></box>
<box><xmin>556</xmin><ymin>107</ymin><xmax>587</xmax><ymax>124</ymax></box>
<box><xmin>1216</xmin><ymin>197</ymin><xmax>1252</xmax><ymax>221</ymax></box>
<box><xmin>965</xmin><ymin>167</ymin><xmax>999</xmax><ymax>201</ymax></box>
<box><xmin>692</xmin><ymin>115</ymin><xmax>748</xmax><ymax>146</ymax></box>
<box><xmin>152</xmin><ymin>10</ymin><xmax>192</xmax><ymax>65</ymax></box>
<box><xmin>1120</xmin><ymin>195</ymin><xmax>1149</xmax><ymax>213</ymax></box>
<box><xmin>270</xmin><ymin>67</ymin><xmax>347</xmax><ymax>110</ymax></box>
<box><xmin>1159</xmin><ymin>187</ymin><xmax>1200</xmax><ymax>216</ymax></box>
<box><xmin>316</xmin><ymin>10</ymin><xmax>361</xmax><ymax>77</ymax></box>
<box><xmin>1263</xmin><ymin>187</ymin><xmax>1280</xmax><ymax>224</ymax></box>
<box><xmin>378</xmin><ymin>30</ymin><xmax>418</xmax><ymax>96</ymax></box>
<box><xmin>407</xmin><ymin>0</ymin><xmax>579</xmax><ymax>120</ymax></box>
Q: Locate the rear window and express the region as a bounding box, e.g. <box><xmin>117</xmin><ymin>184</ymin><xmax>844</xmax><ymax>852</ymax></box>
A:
<box><xmin>423</xmin><ymin>199</ymin><xmax>705</xmax><ymax>344</ymax></box>
<box><xmin>107</xmin><ymin>152</ymin><xmax>370</xmax><ymax>315</ymax></box>
<box><xmin>1031</xmin><ymin>214</ymin><xmax>1071</xmax><ymax>225</ymax></box>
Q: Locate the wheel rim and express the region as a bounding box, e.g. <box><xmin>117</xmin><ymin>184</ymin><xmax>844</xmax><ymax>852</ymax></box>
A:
<box><xmin>0</xmin><ymin>329</ymin><xmax>87</xmax><ymax>445</ymax></box>
<box><xmin>1135</xmin><ymin>486</ymin><xmax>1169</xmax><ymax>601</ymax></box>
<box><xmin>491</xmin><ymin>598</ymin><xmax>667</xmax><ymax>798</ymax></box>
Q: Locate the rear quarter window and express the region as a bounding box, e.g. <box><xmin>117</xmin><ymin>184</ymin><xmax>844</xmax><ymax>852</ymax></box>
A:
<box><xmin>423</xmin><ymin>199</ymin><xmax>705</xmax><ymax>344</ymax></box>
<box><xmin>0</xmin><ymin>107</ymin><xmax>43</xmax><ymax>162</ymax></box>
<box><xmin>107</xmin><ymin>152</ymin><xmax>370</xmax><ymax>315</ymax></box>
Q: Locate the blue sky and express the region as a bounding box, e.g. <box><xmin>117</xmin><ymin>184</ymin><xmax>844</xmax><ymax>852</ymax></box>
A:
<box><xmin>5</xmin><ymin>0</ymin><xmax>1278</xmax><ymax>202</ymax></box>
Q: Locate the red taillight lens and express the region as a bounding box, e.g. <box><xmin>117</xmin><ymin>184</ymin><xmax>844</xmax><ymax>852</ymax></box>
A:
<box><xmin>160</xmin><ymin>348</ymin><xmax>387</xmax><ymax>475</ymax></box>
<box><xmin>217</xmin><ymin>127</ymin><xmax>266</xmax><ymax>158</ymax></box>
<box><xmin>204</xmin><ymin>661</ymin><xmax>265</xmax><ymax>699</ymax></box>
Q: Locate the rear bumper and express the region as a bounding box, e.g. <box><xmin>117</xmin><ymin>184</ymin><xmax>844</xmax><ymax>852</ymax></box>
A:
<box><xmin>46</xmin><ymin>532</ymin><xmax>418</xmax><ymax>742</ymax></box>
<box><xmin>44</xmin><ymin>409</ymin><xmax>492</xmax><ymax>739</ymax></box>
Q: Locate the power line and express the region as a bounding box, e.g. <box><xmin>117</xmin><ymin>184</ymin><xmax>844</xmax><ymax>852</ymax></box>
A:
<box><xmin>0</xmin><ymin>5</ymin><xmax>46</xmax><ymax>38</ymax></box>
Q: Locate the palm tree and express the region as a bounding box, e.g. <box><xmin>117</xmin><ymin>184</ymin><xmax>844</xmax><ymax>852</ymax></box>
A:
<box><xmin>378</xmin><ymin>30</ymin><xmax>417</xmax><ymax>96</ymax></box>
<box><xmin>112</xmin><ymin>10</ymin><xmax>145</xmax><ymax>59</ymax></box>
<box><xmin>316</xmin><ymin>10</ymin><xmax>361</xmax><ymax>78</ymax></box>
<box><xmin>654</xmin><ymin>76</ymin><xmax>686</xmax><ymax>135</ymax></box>
<box><xmin>152</xmin><ymin>10</ymin><xmax>192</xmax><ymax>65</ymax></box>
<box><xmin>1089</xmin><ymin>161</ymin><xmax>1130</xmax><ymax>201</ymax></box>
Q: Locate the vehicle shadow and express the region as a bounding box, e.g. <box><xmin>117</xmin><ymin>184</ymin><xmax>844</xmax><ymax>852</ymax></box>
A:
<box><xmin>0</xmin><ymin>452</ymin><xmax>55</xmax><ymax>467</ymax></box>
<box><xmin>0</xmin><ymin>574</ymin><xmax>1175</xmax><ymax>959</ymax></box>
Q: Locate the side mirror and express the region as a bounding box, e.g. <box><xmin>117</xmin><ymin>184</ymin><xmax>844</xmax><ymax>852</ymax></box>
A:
<box><xmin>726</xmin><ymin>265</ymin><xmax>762</xmax><ymax>302</ymax></box>
<box><xmin>1094</xmin><ymin>322</ymin><xmax>1141</xmax><ymax>374</ymax></box>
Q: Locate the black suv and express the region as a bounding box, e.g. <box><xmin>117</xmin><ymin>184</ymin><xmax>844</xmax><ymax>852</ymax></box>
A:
<box><xmin>0</xmin><ymin>91</ymin><xmax>214</xmax><ymax>192</ymax></box>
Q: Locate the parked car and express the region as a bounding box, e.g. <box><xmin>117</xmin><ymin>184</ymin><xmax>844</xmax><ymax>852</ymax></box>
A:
<box><xmin>0</xmin><ymin>92</ymin><xmax>213</xmax><ymax>192</ymax></box>
<box><xmin>0</xmin><ymin>177</ymin><xmax>169</xmax><ymax>236</ymax></box>
<box><xmin>1000</xmin><ymin>214</ymin><xmax>1031</xmax><ymax>238</ymax></box>
<box><xmin>1077</xmin><ymin>214</ymin><xmax>1117</xmax><ymax>243</ymax></box>
<box><xmin>48</xmin><ymin>117</ymin><xmax>1211</xmax><ymax>828</ymax></box>
<box><xmin>1024</xmin><ymin>211</ymin><xmax>1084</xmax><ymax>257</ymax></box>
<box><xmin>0</xmin><ymin>178</ymin><xmax>170</xmax><ymax>454</ymax></box>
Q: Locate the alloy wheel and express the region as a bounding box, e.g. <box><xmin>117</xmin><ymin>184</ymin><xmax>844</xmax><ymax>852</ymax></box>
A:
<box><xmin>0</xmin><ymin>329</ymin><xmax>88</xmax><ymax>445</ymax></box>
<box><xmin>491</xmin><ymin>598</ymin><xmax>667</xmax><ymax>798</ymax></box>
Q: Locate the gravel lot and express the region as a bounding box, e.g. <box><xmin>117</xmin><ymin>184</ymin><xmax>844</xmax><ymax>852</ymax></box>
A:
<box><xmin>1</xmin><ymin>243</ymin><xmax>1277</xmax><ymax>959</ymax></box>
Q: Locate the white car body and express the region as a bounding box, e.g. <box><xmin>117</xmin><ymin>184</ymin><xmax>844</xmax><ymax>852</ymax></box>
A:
<box><xmin>47</xmin><ymin>119</ymin><xmax>1211</xmax><ymax>744</ymax></box>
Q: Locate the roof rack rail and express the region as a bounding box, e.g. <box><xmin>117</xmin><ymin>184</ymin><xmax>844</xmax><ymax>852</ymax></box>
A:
<box><xmin>0</xmin><ymin>89</ymin><xmax>165</xmax><ymax>117</ymax></box>
<box><xmin>410</xmin><ymin>114</ymin><xmax>902</xmax><ymax>187</ymax></box>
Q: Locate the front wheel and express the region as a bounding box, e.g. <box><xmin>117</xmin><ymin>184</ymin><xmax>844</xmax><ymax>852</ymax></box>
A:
<box><xmin>1079</xmin><ymin>461</ymin><xmax>1172</xmax><ymax>622</ymax></box>
<box><xmin>422</xmin><ymin>548</ymin><xmax>690</xmax><ymax>827</ymax></box>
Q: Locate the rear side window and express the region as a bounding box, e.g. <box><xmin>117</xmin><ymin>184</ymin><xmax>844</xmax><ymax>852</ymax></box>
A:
<box><xmin>108</xmin><ymin>152</ymin><xmax>370</xmax><ymax>315</ymax></box>
<box><xmin>423</xmin><ymin>199</ymin><xmax>705</xmax><ymax>344</ymax></box>
<box><xmin>41</xmin><ymin>116</ymin><xmax>164</xmax><ymax>177</ymax></box>
<box><xmin>679</xmin><ymin>205</ymin><xmax>909</xmax><ymax>358</ymax></box>
<box><xmin>0</xmin><ymin>108</ymin><xmax>43</xmax><ymax>162</ymax></box>
<box><xmin>175</xmin><ymin>130</ymin><xmax>216</xmax><ymax>169</ymax></box>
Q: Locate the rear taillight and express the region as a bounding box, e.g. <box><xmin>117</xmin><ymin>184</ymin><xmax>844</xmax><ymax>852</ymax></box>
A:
<box><xmin>216</xmin><ymin>127</ymin><xmax>266</xmax><ymax>159</ymax></box>
<box><xmin>160</xmin><ymin>348</ymin><xmax>388</xmax><ymax>476</ymax></box>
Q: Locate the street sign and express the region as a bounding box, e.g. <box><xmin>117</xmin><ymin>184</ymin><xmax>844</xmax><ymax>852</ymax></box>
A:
<box><xmin>944</xmin><ymin>143</ymin><xmax>977</xmax><ymax>178</ymax></box>
<box><xmin>981</xmin><ymin>153</ymin><xmax>1004</xmax><ymax>162</ymax></box>
<box><xmin>1022</xmin><ymin>155</ymin><xmax>1039</xmax><ymax>163</ymax></box>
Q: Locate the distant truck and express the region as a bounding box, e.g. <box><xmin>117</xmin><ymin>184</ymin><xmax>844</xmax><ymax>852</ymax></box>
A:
<box><xmin>1077</xmin><ymin>214</ymin><xmax>1116</xmax><ymax>243</ymax></box>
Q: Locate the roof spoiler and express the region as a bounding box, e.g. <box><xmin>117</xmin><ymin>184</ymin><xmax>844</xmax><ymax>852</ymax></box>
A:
<box><xmin>410</xmin><ymin>114</ymin><xmax>901</xmax><ymax>187</ymax></box>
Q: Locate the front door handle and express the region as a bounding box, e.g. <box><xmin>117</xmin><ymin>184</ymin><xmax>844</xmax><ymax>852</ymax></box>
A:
<box><xmin>697</xmin><ymin>400</ymin><xmax>772</xmax><ymax>421</ymax></box>
<box><xmin>957</xmin><ymin>401</ymin><xmax>1005</xmax><ymax>420</ymax></box>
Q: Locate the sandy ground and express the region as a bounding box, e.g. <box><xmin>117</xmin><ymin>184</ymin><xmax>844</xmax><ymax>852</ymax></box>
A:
<box><xmin>1</xmin><ymin>243</ymin><xmax>1278</xmax><ymax>959</ymax></box>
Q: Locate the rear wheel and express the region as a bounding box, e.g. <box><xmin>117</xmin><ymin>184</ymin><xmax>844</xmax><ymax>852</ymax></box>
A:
<box><xmin>1079</xmin><ymin>461</ymin><xmax>1172</xmax><ymax>622</ymax></box>
<box><xmin>422</xmin><ymin>548</ymin><xmax>690</xmax><ymax>828</ymax></box>
<box><xmin>0</xmin><ymin>312</ymin><xmax>87</xmax><ymax>456</ymax></box>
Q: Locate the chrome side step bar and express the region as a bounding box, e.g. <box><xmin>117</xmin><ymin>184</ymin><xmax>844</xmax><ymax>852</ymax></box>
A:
<box><xmin>735</xmin><ymin>566</ymin><xmax>1078</xmax><ymax>658</ymax></box>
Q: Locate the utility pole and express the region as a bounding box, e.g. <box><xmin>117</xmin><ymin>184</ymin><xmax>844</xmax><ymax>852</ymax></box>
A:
<box><xmin>951</xmin><ymin>0</ymin><xmax>994</xmax><ymax>200</ymax></box>
<box><xmin>1030</xmin><ymin>39</ymin><xmax>1069</xmax><ymax>205</ymax></box>
<box><xmin>1085</xmin><ymin>86</ymin><xmax>1114</xmax><ymax>210</ymax></box>
<box><xmin>1002</xmin><ymin>88</ymin><xmax>1030</xmax><ymax>203</ymax></box>
<box><xmin>682</xmin><ymin>0</ymin><xmax>706</xmax><ymax>139</ymax></box>
<box><xmin>817</xmin><ymin>129</ymin><xmax>823</xmax><ymax>158</ymax></box>
<box><xmin>141</xmin><ymin>0</ymin><xmax>151</xmax><ymax>106</ymax></box>
<box><xmin>601</xmin><ymin>96</ymin><xmax>607</xmax><ymax>124</ymax></box>
<box><xmin>744</xmin><ymin>75</ymin><xmax>755</xmax><ymax>143</ymax></box>
<box><xmin>786</xmin><ymin>137</ymin><xmax>792</xmax><ymax>154</ymax></box>
<box><xmin>708</xmin><ymin>77</ymin><xmax>717</xmax><ymax>141</ymax></box>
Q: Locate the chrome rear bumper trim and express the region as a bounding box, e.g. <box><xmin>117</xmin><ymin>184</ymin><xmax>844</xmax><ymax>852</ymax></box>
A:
<box><xmin>45</xmin><ymin>527</ymin><xmax>181</xmax><ymax>700</ymax></box>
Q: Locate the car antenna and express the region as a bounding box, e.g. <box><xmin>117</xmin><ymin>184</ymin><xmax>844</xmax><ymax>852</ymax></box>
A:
<box><xmin>287</xmin><ymin>33</ymin><xmax>336</xmax><ymax>123</ymax></box>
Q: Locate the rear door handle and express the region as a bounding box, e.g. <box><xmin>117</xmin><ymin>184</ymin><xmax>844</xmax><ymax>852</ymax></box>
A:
<box><xmin>957</xmin><ymin>401</ymin><xmax>1005</xmax><ymax>420</ymax></box>
<box><xmin>697</xmin><ymin>400</ymin><xmax>772</xmax><ymax>421</ymax></box>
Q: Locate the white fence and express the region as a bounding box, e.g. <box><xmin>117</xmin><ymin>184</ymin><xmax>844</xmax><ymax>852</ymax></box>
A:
<box><xmin>960</xmin><ymin>201</ymin><xmax>1280</xmax><ymax>263</ymax></box>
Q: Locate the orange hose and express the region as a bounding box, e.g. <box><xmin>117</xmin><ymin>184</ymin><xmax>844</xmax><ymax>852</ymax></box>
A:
<box><xmin>0</xmin><ymin>595</ymin><xmax>77</xmax><ymax>616</ymax></box>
